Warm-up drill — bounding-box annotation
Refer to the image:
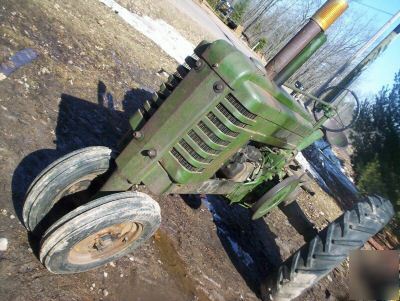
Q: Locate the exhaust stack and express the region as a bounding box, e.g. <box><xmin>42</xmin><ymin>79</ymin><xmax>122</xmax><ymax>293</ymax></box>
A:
<box><xmin>265</xmin><ymin>0</ymin><xmax>348</xmax><ymax>79</ymax></box>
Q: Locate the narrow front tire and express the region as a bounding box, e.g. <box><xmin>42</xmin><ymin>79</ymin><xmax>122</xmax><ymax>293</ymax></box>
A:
<box><xmin>40</xmin><ymin>191</ymin><xmax>161</xmax><ymax>274</ymax></box>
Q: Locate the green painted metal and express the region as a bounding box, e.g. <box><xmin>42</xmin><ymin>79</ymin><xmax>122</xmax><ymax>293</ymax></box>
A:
<box><xmin>100</xmin><ymin>39</ymin><xmax>327</xmax><ymax>210</ymax></box>
<box><xmin>251</xmin><ymin>177</ymin><xmax>300</xmax><ymax>220</ymax></box>
<box><xmin>297</xmin><ymin>129</ymin><xmax>324</xmax><ymax>151</ymax></box>
<box><xmin>274</xmin><ymin>32</ymin><xmax>327</xmax><ymax>85</ymax></box>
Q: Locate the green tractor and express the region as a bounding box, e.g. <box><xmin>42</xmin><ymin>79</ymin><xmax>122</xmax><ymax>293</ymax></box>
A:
<box><xmin>23</xmin><ymin>0</ymin><xmax>393</xmax><ymax>300</ymax></box>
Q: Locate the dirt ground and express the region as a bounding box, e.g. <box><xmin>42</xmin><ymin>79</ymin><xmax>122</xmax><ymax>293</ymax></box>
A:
<box><xmin>0</xmin><ymin>0</ymin><xmax>356</xmax><ymax>300</ymax></box>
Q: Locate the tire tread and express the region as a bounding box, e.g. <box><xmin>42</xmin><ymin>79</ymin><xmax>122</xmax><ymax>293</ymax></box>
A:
<box><xmin>261</xmin><ymin>196</ymin><xmax>394</xmax><ymax>301</ymax></box>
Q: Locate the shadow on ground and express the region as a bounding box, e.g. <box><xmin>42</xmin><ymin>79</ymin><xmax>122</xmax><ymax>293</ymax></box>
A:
<box><xmin>183</xmin><ymin>193</ymin><xmax>320</xmax><ymax>297</ymax></box>
<box><xmin>11</xmin><ymin>81</ymin><xmax>153</xmax><ymax>225</ymax></box>
<box><xmin>12</xmin><ymin>82</ymin><xmax>318</xmax><ymax>298</ymax></box>
<box><xmin>184</xmin><ymin>195</ymin><xmax>282</xmax><ymax>297</ymax></box>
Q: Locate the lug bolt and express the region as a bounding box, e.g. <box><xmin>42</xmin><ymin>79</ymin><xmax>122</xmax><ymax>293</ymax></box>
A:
<box><xmin>133</xmin><ymin>131</ymin><xmax>143</xmax><ymax>139</ymax></box>
<box><xmin>147</xmin><ymin>149</ymin><xmax>157</xmax><ymax>158</ymax></box>
<box><xmin>213</xmin><ymin>81</ymin><xmax>224</xmax><ymax>93</ymax></box>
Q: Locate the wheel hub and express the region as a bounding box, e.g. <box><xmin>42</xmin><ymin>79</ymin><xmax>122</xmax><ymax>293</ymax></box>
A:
<box><xmin>68</xmin><ymin>220</ymin><xmax>143</xmax><ymax>265</ymax></box>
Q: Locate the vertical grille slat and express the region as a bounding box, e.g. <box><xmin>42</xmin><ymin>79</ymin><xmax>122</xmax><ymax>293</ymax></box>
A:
<box><xmin>178</xmin><ymin>139</ymin><xmax>212</xmax><ymax>163</ymax></box>
<box><xmin>226</xmin><ymin>94</ymin><xmax>257</xmax><ymax>119</ymax></box>
<box><xmin>216</xmin><ymin>103</ymin><xmax>247</xmax><ymax>128</ymax></box>
<box><xmin>198</xmin><ymin>121</ymin><xmax>231</xmax><ymax>145</ymax></box>
<box><xmin>188</xmin><ymin>130</ymin><xmax>220</xmax><ymax>155</ymax></box>
<box><xmin>206</xmin><ymin>112</ymin><xmax>239</xmax><ymax>137</ymax></box>
<box><xmin>171</xmin><ymin>148</ymin><xmax>203</xmax><ymax>172</ymax></box>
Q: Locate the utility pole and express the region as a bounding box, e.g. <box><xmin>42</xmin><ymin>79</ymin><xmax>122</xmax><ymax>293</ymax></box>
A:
<box><xmin>323</xmin><ymin>22</ymin><xmax>400</xmax><ymax>103</ymax></box>
<box><xmin>316</xmin><ymin>11</ymin><xmax>400</xmax><ymax>96</ymax></box>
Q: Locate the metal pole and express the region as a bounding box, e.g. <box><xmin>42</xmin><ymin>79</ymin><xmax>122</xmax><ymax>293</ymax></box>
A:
<box><xmin>274</xmin><ymin>32</ymin><xmax>327</xmax><ymax>85</ymax></box>
<box><xmin>316</xmin><ymin>11</ymin><xmax>400</xmax><ymax>95</ymax></box>
<box><xmin>323</xmin><ymin>23</ymin><xmax>400</xmax><ymax>103</ymax></box>
<box><xmin>265</xmin><ymin>0</ymin><xmax>348</xmax><ymax>78</ymax></box>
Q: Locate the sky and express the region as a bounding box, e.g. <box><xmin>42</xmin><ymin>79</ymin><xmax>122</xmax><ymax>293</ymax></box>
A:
<box><xmin>347</xmin><ymin>0</ymin><xmax>400</xmax><ymax>99</ymax></box>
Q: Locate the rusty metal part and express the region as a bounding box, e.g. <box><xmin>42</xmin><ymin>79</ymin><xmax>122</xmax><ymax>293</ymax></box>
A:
<box><xmin>273</xmin><ymin>32</ymin><xmax>327</xmax><ymax>85</ymax></box>
<box><xmin>265</xmin><ymin>0</ymin><xmax>348</xmax><ymax>79</ymax></box>
<box><xmin>132</xmin><ymin>131</ymin><xmax>143</xmax><ymax>139</ymax></box>
<box><xmin>367</xmin><ymin>237</ymin><xmax>385</xmax><ymax>251</ymax></box>
<box><xmin>265</xmin><ymin>20</ymin><xmax>322</xmax><ymax>78</ymax></box>
<box><xmin>311</xmin><ymin>0</ymin><xmax>348</xmax><ymax>31</ymax></box>
<box><xmin>68</xmin><ymin>221</ymin><xmax>143</xmax><ymax>265</ymax></box>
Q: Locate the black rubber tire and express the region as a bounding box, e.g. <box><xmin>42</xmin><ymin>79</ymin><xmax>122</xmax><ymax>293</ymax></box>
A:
<box><xmin>260</xmin><ymin>195</ymin><xmax>394</xmax><ymax>301</ymax></box>
<box><xmin>39</xmin><ymin>191</ymin><xmax>161</xmax><ymax>274</ymax></box>
<box><xmin>23</xmin><ymin>146</ymin><xmax>114</xmax><ymax>232</ymax></box>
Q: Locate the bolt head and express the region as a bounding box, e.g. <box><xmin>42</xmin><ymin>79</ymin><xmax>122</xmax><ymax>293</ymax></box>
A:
<box><xmin>133</xmin><ymin>131</ymin><xmax>143</xmax><ymax>139</ymax></box>
<box><xmin>147</xmin><ymin>149</ymin><xmax>157</xmax><ymax>158</ymax></box>
<box><xmin>213</xmin><ymin>81</ymin><xmax>224</xmax><ymax>93</ymax></box>
<box><xmin>194</xmin><ymin>60</ymin><xmax>203</xmax><ymax>70</ymax></box>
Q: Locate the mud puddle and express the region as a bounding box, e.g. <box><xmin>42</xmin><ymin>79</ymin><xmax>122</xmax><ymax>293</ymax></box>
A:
<box><xmin>153</xmin><ymin>229</ymin><xmax>211</xmax><ymax>301</ymax></box>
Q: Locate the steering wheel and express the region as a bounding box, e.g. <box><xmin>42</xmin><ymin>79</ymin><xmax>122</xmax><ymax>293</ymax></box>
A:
<box><xmin>312</xmin><ymin>86</ymin><xmax>360</xmax><ymax>132</ymax></box>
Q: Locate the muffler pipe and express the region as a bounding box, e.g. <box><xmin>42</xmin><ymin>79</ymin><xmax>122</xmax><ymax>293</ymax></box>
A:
<box><xmin>265</xmin><ymin>0</ymin><xmax>348</xmax><ymax>79</ymax></box>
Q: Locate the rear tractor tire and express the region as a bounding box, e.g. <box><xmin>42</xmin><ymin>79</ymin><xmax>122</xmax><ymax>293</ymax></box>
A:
<box><xmin>260</xmin><ymin>195</ymin><xmax>394</xmax><ymax>301</ymax></box>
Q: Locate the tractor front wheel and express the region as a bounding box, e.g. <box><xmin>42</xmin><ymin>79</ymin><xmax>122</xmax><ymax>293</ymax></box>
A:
<box><xmin>40</xmin><ymin>191</ymin><xmax>161</xmax><ymax>274</ymax></box>
<box><xmin>23</xmin><ymin>146</ymin><xmax>114</xmax><ymax>233</ymax></box>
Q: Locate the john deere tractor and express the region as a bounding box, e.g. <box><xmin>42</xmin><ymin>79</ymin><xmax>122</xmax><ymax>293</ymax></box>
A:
<box><xmin>23</xmin><ymin>0</ymin><xmax>394</xmax><ymax>300</ymax></box>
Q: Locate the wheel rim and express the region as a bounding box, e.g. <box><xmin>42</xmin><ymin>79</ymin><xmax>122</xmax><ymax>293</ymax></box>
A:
<box><xmin>252</xmin><ymin>184</ymin><xmax>295</xmax><ymax>219</ymax></box>
<box><xmin>252</xmin><ymin>177</ymin><xmax>300</xmax><ymax>220</ymax></box>
<box><xmin>68</xmin><ymin>221</ymin><xmax>143</xmax><ymax>265</ymax></box>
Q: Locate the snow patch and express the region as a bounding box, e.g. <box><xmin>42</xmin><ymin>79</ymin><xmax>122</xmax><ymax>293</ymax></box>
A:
<box><xmin>203</xmin><ymin>197</ymin><xmax>254</xmax><ymax>267</ymax></box>
<box><xmin>296</xmin><ymin>152</ymin><xmax>330</xmax><ymax>191</ymax></box>
<box><xmin>295</xmin><ymin>152</ymin><xmax>319</xmax><ymax>180</ymax></box>
<box><xmin>218</xmin><ymin>227</ymin><xmax>254</xmax><ymax>267</ymax></box>
<box><xmin>0</xmin><ymin>238</ymin><xmax>8</xmax><ymax>251</ymax></box>
<box><xmin>99</xmin><ymin>0</ymin><xmax>194</xmax><ymax>64</ymax></box>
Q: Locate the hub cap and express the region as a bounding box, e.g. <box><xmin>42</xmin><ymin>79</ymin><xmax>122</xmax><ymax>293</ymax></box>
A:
<box><xmin>68</xmin><ymin>221</ymin><xmax>143</xmax><ymax>265</ymax></box>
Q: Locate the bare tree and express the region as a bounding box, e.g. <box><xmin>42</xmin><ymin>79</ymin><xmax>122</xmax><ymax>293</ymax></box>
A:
<box><xmin>243</xmin><ymin>0</ymin><xmax>376</xmax><ymax>93</ymax></box>
<box><xmin>243</xmin><ymin>0</ymin><xmax>283</xmax><ymax>33</ymax></box>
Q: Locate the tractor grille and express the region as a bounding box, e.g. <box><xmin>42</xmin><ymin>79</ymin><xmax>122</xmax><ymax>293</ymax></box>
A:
<box><xmin>171</xmin><ymin>103</ymin><xmax>247</xmax><ymax>172</ymax></box>
<box><xmin>178</xmin><ymin>139</ymin><xmax>212</xmax><ymax>163</ymax></box>
<box><xmin>171</xmin><ymin>94</ymin><xmax>257</xmax><ymax>172</ymax></box>
<box><xmin>216</xmin><ymin>103</ymin><xmax>247</xmax><ymax>128</ymax></box>
<box><xmin>170</xmin><ymin>96</ymin><xmax>255</xmax><ymax>173</ymax></box>
<box><xmin>206</xmin><ymin>112</ymin><xmax>239</xmax><ymax>137</ymax></box>
<box><xmin>225</xmin><ymin>94</ymin><xmax>257</xmax><ymax>120</ymax></box>
<box><xmin>171</xmin><ymin>148</ymin><xmax>202</xmax><ymax>172</ymax></box>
